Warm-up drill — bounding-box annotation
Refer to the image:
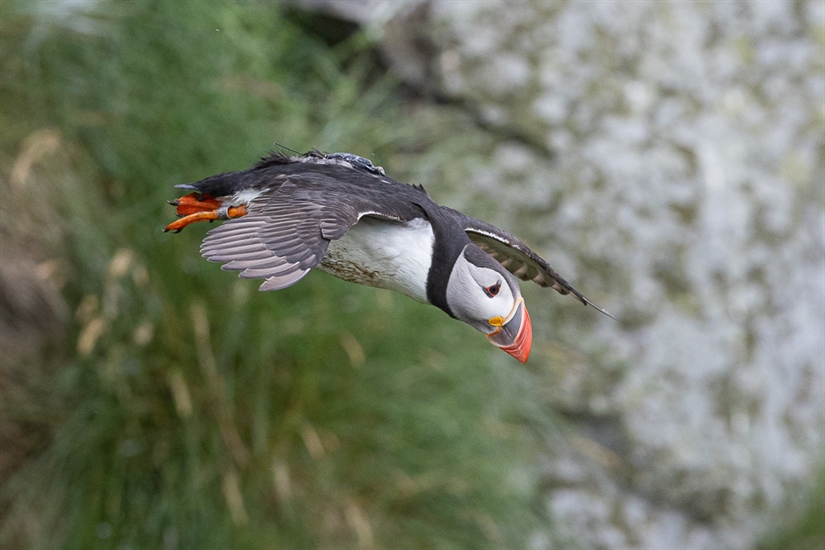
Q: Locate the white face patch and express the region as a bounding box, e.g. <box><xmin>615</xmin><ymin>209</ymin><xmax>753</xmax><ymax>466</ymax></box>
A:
<box><xmin>445</xmin><ymin>246</ymin><xmax>521</xmax><ymax>334</ymax></box>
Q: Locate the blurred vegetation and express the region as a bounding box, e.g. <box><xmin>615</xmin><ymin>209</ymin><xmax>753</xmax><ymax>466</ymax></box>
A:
<box><xmin>758</xmin><ymin>462</ymin><xmax>825</xmax><ymax>550</ymax></box>
<box><xmin>2</xmin><ymin>1</ymin><xmax>821</xmax><ymax>549</ymax></box>
<box><xmin>0</xmin><ymin>0</ymin><xmax>551</xmax><ymax>548</ymax></box>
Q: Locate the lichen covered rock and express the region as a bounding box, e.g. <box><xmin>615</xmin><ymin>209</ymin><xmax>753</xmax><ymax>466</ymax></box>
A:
<box><xmin>295</xmin><ymin>0</ymin><xmax>825</xmax><ymax>547</ymax></box>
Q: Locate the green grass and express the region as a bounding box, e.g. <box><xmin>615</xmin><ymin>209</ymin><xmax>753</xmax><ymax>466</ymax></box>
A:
<box><xmin>758</xmin><ymin>462</ymin><xmax>825</xmax><ymax>550</ymax></box>
<box><xmin>0</xmin><ymin>1</ymin><xmax>550</xmax><ymax>548</ymax></box>
<box><xmin>2</xmin><ymin>1</ymin><xmax>822</xmax><ymax>548</ymax></box>
<box><xmin>3</xmin><ymin>1</ymin><xmax>823</xmax><ymax>548</ymax></box>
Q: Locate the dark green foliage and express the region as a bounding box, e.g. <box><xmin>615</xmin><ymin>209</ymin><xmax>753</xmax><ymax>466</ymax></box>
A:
<box><xmin>758</xmin><ymin>464</ymin><xmax>825</xmax><ymax>550</ymax></box>
<box><xmin>0</xmin><ymin>1</ymin><xmax>547</xmax><ymax>547</ymax></box>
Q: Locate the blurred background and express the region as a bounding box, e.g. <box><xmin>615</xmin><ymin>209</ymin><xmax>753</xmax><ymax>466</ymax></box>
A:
<box><xmin>1</xmin><ymin>0</ymin><xmax>823</xmax><ymax>548</ymax></box>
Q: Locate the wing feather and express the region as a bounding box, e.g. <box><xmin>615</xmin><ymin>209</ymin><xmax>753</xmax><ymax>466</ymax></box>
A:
<box><xmin>442</xmin><ymin>207</ymin><xmax>614</xmax><ymax>319</ymax></box>
<box><xmin>198</xmin><ymin>172</ymin><xmax>423</xmax><ymax>291</ymax></box>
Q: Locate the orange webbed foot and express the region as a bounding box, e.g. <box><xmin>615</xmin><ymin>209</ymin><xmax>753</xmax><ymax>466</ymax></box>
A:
<box><xmin>170</xmin><ymin>193</ymin><xmax>222</xmax><ymax>216</ymax></box>
<box><xmin>164</xmin><ymin>201</ymin><xmax>248</xmax><ymax>233</ymax></box>
<box><xmin>164</xmin><ymin>210</ymin><xmax>220</xmax><ymax>232</ymax></box>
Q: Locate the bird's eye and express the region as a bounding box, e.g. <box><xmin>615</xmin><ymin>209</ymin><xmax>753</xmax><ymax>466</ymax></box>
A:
<box><xmin>483</xmin><ymin>282</ymin><xmax>501</xmax><ymax>298</ymax></box>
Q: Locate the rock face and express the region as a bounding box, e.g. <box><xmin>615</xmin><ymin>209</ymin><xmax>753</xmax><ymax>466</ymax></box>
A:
<box><xmin>293</xmin><ymin>1</ymin><xmax>825</xmax><ymax>547</ymax></box>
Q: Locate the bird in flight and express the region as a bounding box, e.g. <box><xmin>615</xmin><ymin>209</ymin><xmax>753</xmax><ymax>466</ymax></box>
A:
<box><xmin>165</xmin><ymin>150</ymin><xmax>613</xmax><ymax>363</ymax></box>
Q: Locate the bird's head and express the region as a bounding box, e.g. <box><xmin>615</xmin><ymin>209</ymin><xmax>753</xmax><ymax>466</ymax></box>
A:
<box><xmin>445</xmin><ymin>244</ymin><xmax>532</xmax><ymax>363</ymax></box>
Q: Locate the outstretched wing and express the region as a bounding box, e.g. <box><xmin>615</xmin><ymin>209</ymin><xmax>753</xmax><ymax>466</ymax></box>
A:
<box><xmin>200</xmin><ymin>173</ymin><xmax>422</xmax><ymax>291</ymax></box>
<box><xmin>443</xmin><ymin>207</ymin><xmax>614</xmax><ymax>319</ymax></box>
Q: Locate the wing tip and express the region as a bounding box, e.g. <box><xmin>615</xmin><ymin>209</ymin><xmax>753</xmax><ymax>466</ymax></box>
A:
<box><xmin>579</xmin><ymin>296</ymin><xmax>617</xmax><ymax>320</ymax></box>
<box><xmin>258</xmin><ymin>268</ymin><xmax>311</xmax><ymax>291</ymax></box>
<box><xmin>564</xmin><ymin>285</ymin><xmax>616</xmax><ymax>320</ymax></box>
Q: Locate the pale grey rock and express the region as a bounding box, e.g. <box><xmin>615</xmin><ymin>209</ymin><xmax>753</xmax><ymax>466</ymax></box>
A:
<box><xmin>288</xmin><ymin>0</ymin><xmax>824</xmax><ymax>548</ymax></box>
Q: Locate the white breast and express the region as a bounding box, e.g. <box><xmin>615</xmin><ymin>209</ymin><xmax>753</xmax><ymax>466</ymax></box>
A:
<box><xmin>318</xmin><ymin>217</ymin><xmax>434</xmax><ymax>302</ymax></box>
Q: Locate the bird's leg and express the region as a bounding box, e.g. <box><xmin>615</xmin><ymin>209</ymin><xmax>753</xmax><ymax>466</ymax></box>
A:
<box><xmin>164</xmin><ymin>193</ymin><xmax>247</xmax><ymax>233</ymax></box>
<box><xmin>169</xmin><ymin>192</ymin><xmax>222</xmax><ymax>216</ymax></box>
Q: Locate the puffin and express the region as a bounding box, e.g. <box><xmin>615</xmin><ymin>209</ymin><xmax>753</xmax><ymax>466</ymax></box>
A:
<box><xmin>165</xmin><ymin>149</ymin><xmax>612</xmax><ymax>363</ymax></box>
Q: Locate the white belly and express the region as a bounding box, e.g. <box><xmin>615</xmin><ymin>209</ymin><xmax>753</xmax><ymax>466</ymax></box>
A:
<box><xmin>318</xmin><ymin>217</ymin><xmax>434</xmax><ymax>302</ymax></box>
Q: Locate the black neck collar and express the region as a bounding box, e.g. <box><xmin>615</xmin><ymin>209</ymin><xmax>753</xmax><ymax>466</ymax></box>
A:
<box><xmin>421</xmin><ymin>202</ymin><xmax>468</xmax><ymax>318</ymax></box>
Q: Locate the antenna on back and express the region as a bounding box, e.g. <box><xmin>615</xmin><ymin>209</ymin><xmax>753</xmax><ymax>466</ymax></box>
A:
<box><xmin>271</xmin><ymin>142</ymin><xmax>302</xmax><ymax>156</ymax></box>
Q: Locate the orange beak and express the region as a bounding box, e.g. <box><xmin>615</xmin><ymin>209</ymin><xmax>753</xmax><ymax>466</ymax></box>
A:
<box><xmin>486</xmin><ymin>301</ymin><xmax>532</xmax><ymax>364</ymax></box>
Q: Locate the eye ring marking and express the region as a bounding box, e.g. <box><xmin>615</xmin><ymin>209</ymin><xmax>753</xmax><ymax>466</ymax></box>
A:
<box><xmin>483</xmin><ymin>282</ymin><xmax>501</xmax><ymax>298</ymax></box>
